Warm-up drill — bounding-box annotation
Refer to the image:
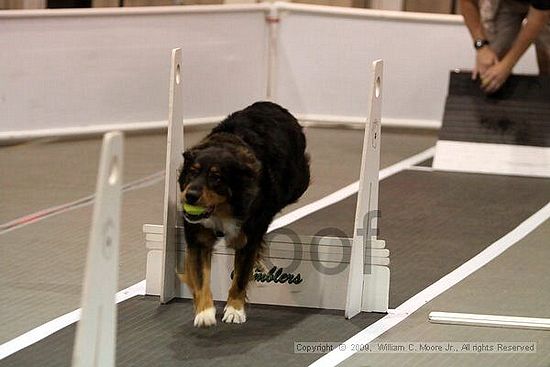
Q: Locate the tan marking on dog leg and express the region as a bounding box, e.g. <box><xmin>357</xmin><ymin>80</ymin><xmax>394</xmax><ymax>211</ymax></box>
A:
<box><xmin>177</xmin><ymin>272</ymin><xmax>188</xmax><ymax>286</ymax></box>
<box><xmin>184</xmin><ymin>234</ymin><xmax>217</xmax><ymax>327</ymax></box>
<box><xmin>183</xmin><ymin>246</ymin><xmax>199</xmax><ymax>298</ymax></box>
<box><xmin>194</xmin><ymin>253</ymin><xmax>216</xmax><ymax>327</ymax></box>
<box><xmin>226</xmin><ymin>231</ymin><xmax>247</xmax><ymax>249</ymax></box>
<box><xmin>223</xmin><ymin>247</ymin><xmax>259</xmax><ymax>324</ymax></box>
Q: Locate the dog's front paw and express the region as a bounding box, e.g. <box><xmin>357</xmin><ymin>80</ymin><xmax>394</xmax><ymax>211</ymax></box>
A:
<box><xmin>194</xmin><ymin>306</ymin><xmax>217</xmax><ymax>327</ymax></box>
<box><xmin>222</xmin><ymin>305</ymin><xmax>247</xmax><ymax>324</ymax></box>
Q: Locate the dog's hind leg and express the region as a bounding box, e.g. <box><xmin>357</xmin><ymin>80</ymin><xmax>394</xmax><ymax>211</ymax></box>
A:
<box><xmin>183</xmin><ymin>227</ymin><xmax>217</xmax><ymax>327</ymax></box>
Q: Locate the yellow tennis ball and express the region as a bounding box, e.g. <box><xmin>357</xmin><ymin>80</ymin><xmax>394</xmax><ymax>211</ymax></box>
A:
<box><xmin>183</xmin><ymin>203</ymin><xmax>207</xmax><ymax>215</ymax></box>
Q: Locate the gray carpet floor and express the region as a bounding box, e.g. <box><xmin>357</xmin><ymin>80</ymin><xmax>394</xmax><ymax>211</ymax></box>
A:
<box><xmin>339</xmin><ymin>219</ymin><xmax>550</xmax><ymax>367</ymax></box>
<box><xmin>0</xmin><ymin>127</ymin><xmax>437</xmax><ymax>344</ymax></box>
<box><xmin>2</xmin><ymin>170</ymin><xmax>548</xmax><ymax>367</ymax></box>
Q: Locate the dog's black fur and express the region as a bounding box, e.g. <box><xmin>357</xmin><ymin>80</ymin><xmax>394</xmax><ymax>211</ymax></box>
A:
<box><xmin>177</xmin><ymin>101</ymin><xmax>309</xmax><ymax>326</ymax></box>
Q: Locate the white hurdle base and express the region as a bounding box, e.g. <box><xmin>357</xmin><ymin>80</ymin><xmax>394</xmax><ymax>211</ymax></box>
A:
<box><xmin>145</xmin><ymin>224</ymin><xmax>390</xmax><ymax>313</ymax></box>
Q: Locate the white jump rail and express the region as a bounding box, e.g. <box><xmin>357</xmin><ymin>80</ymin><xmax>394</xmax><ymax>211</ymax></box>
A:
<box><xmin>146</xmin><ymin>50</ymin><xmax>389</xmax><ymax>317</ymax></box>
<box><xmin>72</xmin><ymin>132</ymin><xmax>124</xmax><ymax>367</ymax></box>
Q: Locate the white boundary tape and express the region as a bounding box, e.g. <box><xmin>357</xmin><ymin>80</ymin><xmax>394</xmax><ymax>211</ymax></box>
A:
<box><xmin>310</xmin><ymin>200</ymin><xmax>550</xmax><ymax>367</ymax></box>
<box><xmin>0</xmin><ymin>171</ymin><xmax>164</xmax><ymax>236</ymax></box>
<box><xmin>0</xmin><ymin>147</ymin><xmax>434</xmax><ymax>361</ymax></box>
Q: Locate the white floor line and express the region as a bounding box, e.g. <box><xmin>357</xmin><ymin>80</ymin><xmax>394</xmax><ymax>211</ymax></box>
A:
<box><xmin>269</xmin><ymin>147</ymin><xmax>435</xmax><ymax>232</ymax></box>
<box><xmin>0</xmin><ymin>171</ymin><xmax>164</xmax><ymax>235</ymax></box>
<box><xmin>0</xmin><ymin>281</ymin><xmax>145</xmax><ymax>360</ymax></box>
<box><xmin>406</xmin><ymin>165</ymin><xmax>434</xmax><ymax>172</ymax></box>
<box><xmin>0</xmin><ymin>147</ymin><xmax>435</xmax><ymax>360</ymax></box>
<box><xmin>310</xmin><ymin>200</ymin><xmax>550</xmax><ymax>367</ymax></box>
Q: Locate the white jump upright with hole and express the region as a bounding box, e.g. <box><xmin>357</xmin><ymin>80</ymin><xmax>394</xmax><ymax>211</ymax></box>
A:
<box><xmin>159</xmin><ymin>48</ymin><xmax>185</xmax><ymax>304</ymax></box>
<box><xmin>72</xmin><ymin>132</ymin><xmax>123</xmax><ymax>367</ymax></box>
<box><xmin>346</xmin><ymin>60</ymin><xmax>387</xmax><ymax>318</ymax></box>
<box><xmin>145</xmin><ymin>50</ymin><xmax>389</xmax><ymax>317</ymax></box>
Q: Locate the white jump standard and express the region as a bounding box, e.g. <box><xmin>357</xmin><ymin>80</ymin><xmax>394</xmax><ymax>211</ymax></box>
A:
<box><xmin>72</xmin><ymin>132</ymin><xmax>124</xmax><ymax>367</ymax></box>
<box><xmin>145</xmin><ymin>49</ymin><xmax>390</xmax><ymax>325</ymax></box>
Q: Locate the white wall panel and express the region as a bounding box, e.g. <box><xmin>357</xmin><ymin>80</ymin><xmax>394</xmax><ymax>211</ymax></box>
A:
<box><xmin>0</xmin><ymin>6</ymin><xmax>268</xmax><ymax>133</ymax></box>
<box><xmin>274</xmin><ymin>5</ymin><xmax>538</xmax><ymax>127</ymax></box>
<box><xmin>0</xmin><ymin>4</ymin><xmax>541</xmax><ymax>137</ymax></box>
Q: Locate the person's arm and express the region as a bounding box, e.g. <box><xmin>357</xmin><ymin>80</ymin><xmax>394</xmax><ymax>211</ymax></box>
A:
<box><xmin>482</xmin><ymin>6</ymin><xmax>550</xmax><ymax>93</ymax></box>
<box><xmin>460</xmin><ymin>0</ymin><xmax>499</xmax><ymax>80</ymax></box>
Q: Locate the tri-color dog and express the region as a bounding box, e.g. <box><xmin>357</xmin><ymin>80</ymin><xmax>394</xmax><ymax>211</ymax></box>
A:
<box><xmin>177</xmin><ymin>101</ymin><xmax>310</xmax><ymax>327</ymax></box>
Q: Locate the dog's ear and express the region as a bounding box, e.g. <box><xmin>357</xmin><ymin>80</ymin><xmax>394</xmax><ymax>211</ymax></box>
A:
<box><xmin>234</xmin><ymin>147</ymin><xmax>261</xmax><ymax>179</ymax></box>
<box><xmin>180</xmin><ymin>149</ymin><xmax>197</xmax><ymax>186</ymax></box>
<box><xmin>183</xmin><ymin>149</ymin><xmax>196</xmax><ymax>163</ymax></box>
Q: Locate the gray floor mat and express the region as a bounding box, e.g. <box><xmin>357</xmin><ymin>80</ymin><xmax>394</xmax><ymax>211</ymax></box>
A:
<box><xmin>1</xmin><ymin>297</ymin><xmax>383</xmax><ymax>367</ymax></box>
<box><xmin>0</xmin><ymin>183</ymin><xmax>164</xmax><ymax>344</ymax></box>
<box><xmin>0</xmin><ymin>132</ymin><xmax>201</xmax><ymax>224</ymax></box>
<box><xmin>0</xmin><ymin>128</ymin><xmax>436</xmax><ymax>224</ymax></box>
<box><xmin>285</xmin><ymin>170</ymin><xmax>550</xmax><ymax>308</ymax></box>
<box><xmin>0</xmin><ymin>127</ymin><xmax>436</xmax><ymax>343</ymax></box>
<box><xmin>3</xmin><ymin>171</ymin><xmax>548</xmax><ymax>366</ymax></box>
<box><xmin>339</xmin><ymin>220</ymin><xmax>550</xmax><ymax>367</ymax></box>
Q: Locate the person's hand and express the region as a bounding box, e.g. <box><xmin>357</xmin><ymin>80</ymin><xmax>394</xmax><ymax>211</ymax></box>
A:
<box><xmin>473</xmin><ymin>47</ymin><xmax>499</xmax><ymax>80</ymax></box>
<box><xmin>480</xmin><ymin>60</ymin><xmax>513</xmax><ymax>93</ymax></box>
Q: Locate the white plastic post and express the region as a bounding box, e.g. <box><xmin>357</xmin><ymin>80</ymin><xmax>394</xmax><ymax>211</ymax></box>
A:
<box><xmin>345</xmin><ymin>60</ymin><xmax>383</xmax><ymax>319</ymax></box>
<box><xmin>72</xmin><ymin>132</ymin><xmax>124</xmax><ymax>367</ymax></box>
<box><xmin>160</xmin><ymin>48</ymin><xmax>185</xmax><ymax>304</ymax></box>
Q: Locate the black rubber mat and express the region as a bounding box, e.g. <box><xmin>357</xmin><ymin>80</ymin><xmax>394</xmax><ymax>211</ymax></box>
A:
<box><xmin>438</xmin><ymin>71</ymin><xmax>550</xmax><ymax>147</ymax></box>
<box><xmin>3</xmin><ymin>170</ymin><xmax>549</xmax><ymax>367</ymax></box>
<box><xmin>416</xmin><ymin>157</ymin><xmax>433</xmax><ymax>167</ymax></box>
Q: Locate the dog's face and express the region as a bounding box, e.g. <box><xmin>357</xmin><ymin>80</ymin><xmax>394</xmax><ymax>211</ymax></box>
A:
<box><xmin>178</xmin><ymin>145</ymin><xmax>260</xmax><ymax>223</ymax></box>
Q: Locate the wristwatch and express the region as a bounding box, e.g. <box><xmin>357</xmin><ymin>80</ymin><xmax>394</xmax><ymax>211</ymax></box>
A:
<box><xmin>474</xmin><ymin>39</ymin><xmax>490</xmax><ymax>50</ymax></box>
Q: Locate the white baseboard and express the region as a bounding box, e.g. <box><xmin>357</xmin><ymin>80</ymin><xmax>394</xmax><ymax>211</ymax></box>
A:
<box><xmin>0</xmin><ymin>115</ymin><xmax>439</xmax><ymax>143</ymax></box>
<box><xmin>0</xmin><ymin>116</ymin><xmax>224</xmax><ymax>143</ymax></box>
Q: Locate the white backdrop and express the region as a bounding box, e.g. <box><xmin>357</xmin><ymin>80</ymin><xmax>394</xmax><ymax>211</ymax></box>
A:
<box><xmin>0</xmin><ymin>3</ymin><xmax>540</xmax><ymax>139</ymax></box>
<box><xmin>274</xmin><ymin>3</ymin><xmax>539</xmax><ymax>128</ymax></box>
<box><xmin>0</xmin><ymin>5</ymin><xmax>269</xmax><ymax>137</ymax></box>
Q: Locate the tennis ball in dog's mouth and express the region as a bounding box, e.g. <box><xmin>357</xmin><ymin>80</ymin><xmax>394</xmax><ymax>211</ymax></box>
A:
<box><xmin>183</xmin><ymin>203</ymin><xmax>207</xmax><ymax>216</ymax></box>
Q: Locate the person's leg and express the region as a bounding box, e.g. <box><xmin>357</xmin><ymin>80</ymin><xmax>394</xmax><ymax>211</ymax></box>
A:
<box><xmin>489</xmin><ymin>0</ymin><xmax>528</xmax><ymax>58</ymax></box>
<box><xmin>534</xmin><ymin>22</ymin><xmax>550</xmax><ymax>75</ymax></box>
<box><xmin>479</xmin><ymin>0</ymin><xmax>502</xmax><ymax>41</ymax></box>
